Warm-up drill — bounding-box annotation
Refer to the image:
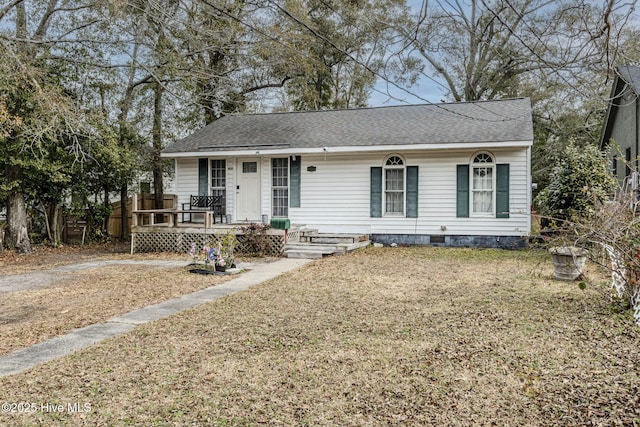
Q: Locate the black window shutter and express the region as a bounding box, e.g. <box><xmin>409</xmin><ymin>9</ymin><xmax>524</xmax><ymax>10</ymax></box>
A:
<box><xmin>198</xmin><ymin>158</ymin><xmax>208</xmax><ymax>196</ymax></box>
<box><xmin>456</xmin><ymin>164</ymin><xmax>469</xmax><ymax>218</ymax></box>
<box><xmin>370</xmin><ymin>167</ymin><xmax>382</xmax><ymax>218</ymax></box>
<box><xmin>406</xmin><ymin>166</ymin><xmax>419</xmax><ymax>218</ymax></box>
<box><xmin>290</xmin><ymin>156</ymin><xmax>301</xmax><ymax>208</ymax></box>
<box><xmin>496</xmin><ymin>163</ymin><xmax>510</xmax><ymax>218</ymax></box>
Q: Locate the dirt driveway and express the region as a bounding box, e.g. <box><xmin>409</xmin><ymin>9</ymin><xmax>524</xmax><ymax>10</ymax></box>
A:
<box><xmin>0</xmin><ymin>259</ymin><xmax>189</xmax><ymax>293</ymax></box>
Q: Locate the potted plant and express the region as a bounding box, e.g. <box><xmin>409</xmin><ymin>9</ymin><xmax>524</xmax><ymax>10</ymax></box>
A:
<box><xmin>187</xmin><ymin>242</ymin><xmax>222</xmax><ymax>275</ymax></box>
<box><xmin>214</xmin><ymin>252</ymin><xmax>227</xmax><ymax>272</ymax></box>
<box><xmin>187</xmin><ymin>230</ymin><xmax>238</xmax><ymax>275</ymax></box>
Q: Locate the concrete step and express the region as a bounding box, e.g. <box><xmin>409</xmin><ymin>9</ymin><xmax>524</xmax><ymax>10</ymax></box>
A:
<box><xmin>298</xmin><ymin>228</ymin><xmax>319</xmax><ymax>236</ymax></box>
<box><xmin>299</xmin><ymin>232</ymin><xmax>369</xmax><ymax>244</ymax></box>
<box><xmin>284</xmin><ymin>239</ymin><xmax>371</xmax><ymax>258</ymax></box>
<box><xmin>285</xmin><ymin>250</ymin><xmax>325</xmax><ymax>259</ymax></box>
<box><xmin>284</xmin><ymin>242</ymin><xmax>339</xmax><ymax>253</ymax></box>
<box><xmin>334</xmin><ymin>240</ymin><xmax>371</xmax><ymax>255</ymax></box>
<box><xmin>284</xmin><ymin>242</ymin><xmax>338</xmax><ymax>259</ymax></box>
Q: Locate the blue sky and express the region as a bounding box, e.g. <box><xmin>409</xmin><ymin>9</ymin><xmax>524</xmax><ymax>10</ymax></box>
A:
<box><xmin>369</xmin><ymin>74</ymin><xmax>446</xmax><ymax>107</ymax></box>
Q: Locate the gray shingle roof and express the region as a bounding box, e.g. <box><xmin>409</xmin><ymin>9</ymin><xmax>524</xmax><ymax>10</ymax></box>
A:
<box><xmin>162</xmin><ymin>98</ymin><xmax>533</xmax><ymax>154</ymax></box>
<box><xmin>618</xmin><ymin>65</ymin><xmax>640</xmax><ymax>94</ymax></box>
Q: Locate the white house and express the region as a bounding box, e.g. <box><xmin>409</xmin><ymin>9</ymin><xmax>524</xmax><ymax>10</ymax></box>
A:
<box><xmin>161</xmin><ymin>98</ymin><xmax>533</xmax><ymax>248</ymax></box>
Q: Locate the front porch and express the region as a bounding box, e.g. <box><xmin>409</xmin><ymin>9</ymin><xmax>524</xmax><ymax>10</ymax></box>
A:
<box><xmin>130</xmin><ymin>194</ymin><xmax>370</xmax><ymax>256</ymax></box>
<box><xmin>129</xmin><ymin>193</ymin><xmax>294</xmax><ymax>255</ymax></box>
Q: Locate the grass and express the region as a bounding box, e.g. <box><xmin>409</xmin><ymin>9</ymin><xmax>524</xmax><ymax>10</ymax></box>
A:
<box><xmin>0</xmin><ymin>265</ymin><xmax>232</xmax><ymax>355</ymax></box>
<box><xmin>1</xmin><ymin>245</ymin><xmax>639</xmax><ymax>425</ymax></box>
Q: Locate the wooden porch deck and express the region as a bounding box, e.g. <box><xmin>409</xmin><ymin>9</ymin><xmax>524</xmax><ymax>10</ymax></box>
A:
<box><xmin>130</xmin><ymin>210</ymin><xmax>301</xmax><ymax>255</ymax></box>
<box><xmin>129</xmin><ymin>195</ymin><xmax>369</xmax><ymax>257</ymax></box>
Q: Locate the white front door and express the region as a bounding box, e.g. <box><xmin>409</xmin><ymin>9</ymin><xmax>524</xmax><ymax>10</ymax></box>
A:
<box><xmin>236</xmin><ymin>158</ymin><xmax>261</xmax><ymax>221</ymax></box>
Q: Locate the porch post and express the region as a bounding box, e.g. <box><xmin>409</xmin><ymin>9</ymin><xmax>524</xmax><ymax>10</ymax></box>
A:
<box><xmin>131</xmin><ymin>193</ymin><xmax>138</xmax><ymax>227</ymax></box>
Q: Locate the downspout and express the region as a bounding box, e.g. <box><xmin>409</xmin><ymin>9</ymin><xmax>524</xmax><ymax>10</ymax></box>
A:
<box><xmin>527</xmin><ymin>145</ymin><xmax>532</xmax><ymax>237</ymax></box>
<box><xmin>635</xmin><ymin>96</ymin><xmax>639</xmax><ymax>205</ymax></box>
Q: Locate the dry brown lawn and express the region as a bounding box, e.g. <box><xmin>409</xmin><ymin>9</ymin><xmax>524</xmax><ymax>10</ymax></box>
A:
<box><xmin>0</xmin><ymin>242</ymin><xmax>171</xmax><ymax>275</ymax></box>
<box><xmin>1</xmin><ymin>245</ymin><xmax>639</xmax><ymax>426</ymax></box>
<box><xmin>0</xmin><ymin>243</ymin><xmax>242</xmax><ymax>355</ymax></box>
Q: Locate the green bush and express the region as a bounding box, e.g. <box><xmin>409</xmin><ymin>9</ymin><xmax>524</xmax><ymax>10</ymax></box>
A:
<box><xmin>535</xmin><ymin>142</ymin><xmax>615</xmax><ymax>223</ymax></box>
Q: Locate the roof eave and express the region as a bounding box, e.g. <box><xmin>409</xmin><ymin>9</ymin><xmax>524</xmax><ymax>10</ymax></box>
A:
<box><xmin>161</xmin><ymin>140</ymin><xmax>533</xmax><ymax>158</ymax></box>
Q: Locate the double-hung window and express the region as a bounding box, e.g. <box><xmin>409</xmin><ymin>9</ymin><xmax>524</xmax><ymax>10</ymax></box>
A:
<box><xmin>210</xmin><ymin>159</ymin><xmax>226</xmax><ymax>206</ymax></box>
<box><xmin>384</xmin><ymin>156</ymin><xmax>405</xmax><ymax>215</ymax></box>
<box><xmin>471</xmin><ymin>153</ymin><xmax>494</xmax><ymax>215</ymax></box>
<box><xmin>272</xmin><ymin>158</ymin><xmax>288</xmax><ymax>217</ymax></box>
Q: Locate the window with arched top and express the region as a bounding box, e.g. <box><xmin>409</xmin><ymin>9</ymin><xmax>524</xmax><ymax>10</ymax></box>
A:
<box><xmin>456</xmin><ymin>152</ymin><xmax>509</xmax><ymax>219</ymax></box>
<box><xmin>384</xmin><ymin>155</ymin><xmax>405</xmax><ymax>215</ymax></box>
<box><xmin>471</xmin><ymin>152</ymin><xmax>495</xmax><ymax>215</ymax></box>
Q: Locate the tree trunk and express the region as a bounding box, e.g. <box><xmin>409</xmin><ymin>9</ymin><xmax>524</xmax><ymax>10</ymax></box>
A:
<box><xmin>120</xmin><ymin>184</ymin><xmax>129</xmax><ymax>241</ymax></box>
<box><xmin>152</xmin><ymin>81</ymin><xmax>164</xmax><ymax>211</ymax></box>
<box><xmin>103</xmin><ymin>187</ymin><xmax>110</xmax><ymax>234</ymax></box>
<box><xmin>50</xmin><ymin>204</ymin><xmax>61</xmax><ymax>246</ymax></box>
<box><xmin>6</xmin><ymin>191</ymin><xmax>32</xmax><ymax>253</ymax></box>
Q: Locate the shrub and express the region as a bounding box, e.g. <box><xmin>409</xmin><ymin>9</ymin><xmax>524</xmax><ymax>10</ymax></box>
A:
<box><xmin>238</xmin><ymin>223</ymin><xmax>272</xmax><ymax>256</ymax></box>
<box><xmin>537</xmin><ymin>141</ymin><xmax>640</xmax><ymax>324</ymax></box>
<box><xmin>566</xmin><ymin>188</ymin><xmax>640</xmax><ymax>324</ymax></box>
<box><xmin>535</xmin><ymin>141</ymin><xmax>616</xmax><ymax>223</ymax></box>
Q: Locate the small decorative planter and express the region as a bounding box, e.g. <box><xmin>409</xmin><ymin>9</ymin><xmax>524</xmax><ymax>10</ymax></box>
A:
<box><xmin>549</xmin><ymin>246</ymin><xmax>589</xmax><ymax>281</ymax></box>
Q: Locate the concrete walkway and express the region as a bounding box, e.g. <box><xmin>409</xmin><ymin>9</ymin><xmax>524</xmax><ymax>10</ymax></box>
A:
<box><xmin>0</xmin><ymin>258</ymin><xmax>313</xmax><ymax>378</ymax></box>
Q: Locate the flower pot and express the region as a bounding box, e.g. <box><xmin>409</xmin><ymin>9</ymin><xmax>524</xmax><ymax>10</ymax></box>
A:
<box><xmin>549</xmin><ymin>246</ymin><xmax>588</xmax><ymax>281</ymax></box>
<box><xmin>215</xmin><ymin>264</ymin><xmax>226</xmax><ymax>272</ymax></box>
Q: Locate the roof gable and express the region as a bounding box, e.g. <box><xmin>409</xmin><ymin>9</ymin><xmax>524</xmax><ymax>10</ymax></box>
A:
<box><xmin>600</xmin><ymin>65</ymin><xmax>640</xmax><ymax>148</ymax></box>
<box><xmin>163</xmin><ymin>98</ymin><xmax>533</xmax><ymax>155</ymax></box>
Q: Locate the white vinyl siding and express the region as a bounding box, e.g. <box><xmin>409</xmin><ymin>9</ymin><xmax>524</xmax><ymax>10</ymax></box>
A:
<box><xmin>175</xmin><ymin>158</ymin><xmax>200</xmax><ymax>210</ymax></box>
<box><xmin>177</xmin><ymin>147</ymin><xmax>530</xmax><ymax>237</ymax></box>
<box><xmin>286</xmin><ymin>149</ymin><xmax>530</xmax><ymax>236</ymax></box>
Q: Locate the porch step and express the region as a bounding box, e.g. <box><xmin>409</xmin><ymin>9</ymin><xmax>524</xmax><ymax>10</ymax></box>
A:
<box><xmin>285</xmin><ymin>250</ymin><xmax>325</xmax><ymax>259</ymax></box>
<box><xmin>284</xmin><ymin>233</ymin><xmax>370</xmax><ymax>259</ymax></box>
<box><xmin>299</xmin><ymin>232</ymin><xmax>369</xmax><ymax>244</ymax></box>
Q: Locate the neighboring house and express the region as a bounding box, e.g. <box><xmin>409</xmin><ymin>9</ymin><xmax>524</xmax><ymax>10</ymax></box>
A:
<box><xmin>161</xmin><ymin>98</ymin><xmax>534</xmax><ymax>248</ymax></box>
<box><xmin>600</xmin><ymin>64</ymin><xmax>640</xmax><ymax>185</ymax></box>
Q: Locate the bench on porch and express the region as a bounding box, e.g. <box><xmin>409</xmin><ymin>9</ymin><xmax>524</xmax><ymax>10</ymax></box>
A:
<box><xmin>181</xmin><ymin>195</ymin><xmax>225</xmax><ymax>224</ymax></box>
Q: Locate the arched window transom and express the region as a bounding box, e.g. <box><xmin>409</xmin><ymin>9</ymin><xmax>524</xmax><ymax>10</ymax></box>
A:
<box><xmin>385</xmin><ymin>156</ymin><xmax>404</xmax><ymax>166</ymax></box>
<box><xmin>473</xmin><ymin>153</ymin><xmax>493</xmax><ymax>164</ymax></box>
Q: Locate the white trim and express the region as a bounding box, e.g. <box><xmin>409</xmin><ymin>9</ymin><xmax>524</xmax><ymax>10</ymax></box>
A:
<box><xmin>271</xmin><ymin>157</ymin><xmax>289</xmax><ymax>218</ymax></box>
<box><xmin>161</xmin><ymin>140</ymin><xmax>533</xmax><ymax>158</ymax></box>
